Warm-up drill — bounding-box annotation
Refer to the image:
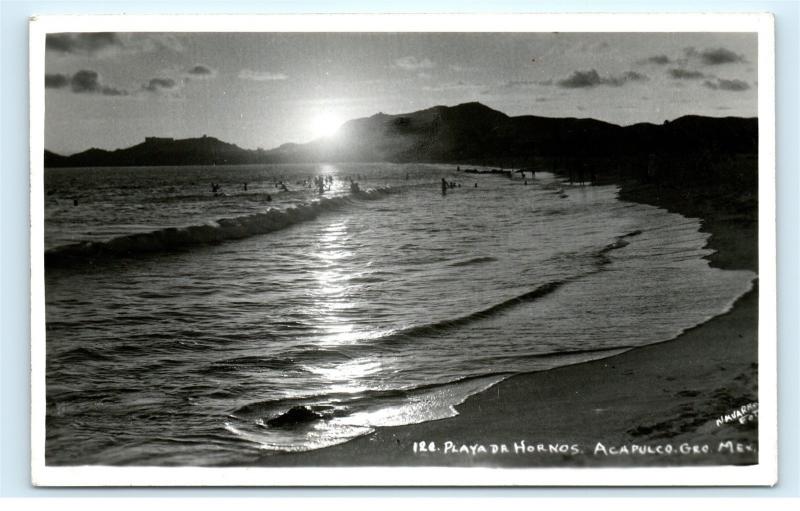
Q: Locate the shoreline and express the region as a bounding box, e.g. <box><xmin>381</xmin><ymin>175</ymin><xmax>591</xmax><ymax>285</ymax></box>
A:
<box><xmin>256</xmin><ymin>286</ymin><xmax>758</xmax><ymax>467</ymax></box>
<box><xmin>253</xmin><ymin>166</ymin><xmax>759</xmax><ymax>468</ymax></box>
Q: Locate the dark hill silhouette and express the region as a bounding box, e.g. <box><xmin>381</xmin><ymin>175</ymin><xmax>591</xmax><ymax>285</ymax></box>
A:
<box><xmin>44</xmin><ymin>149</ymin><xmax>70</xmax><ymax>167</ymax></box>
<box><xmin>47</xmin><ymin>135</ymin><xmax>263</xmax><ymax>167</ymax></box>
<box><xmin>44</xmin><ymin>102</ymin><xmax>757</xmax><ymax>167</ymax></box>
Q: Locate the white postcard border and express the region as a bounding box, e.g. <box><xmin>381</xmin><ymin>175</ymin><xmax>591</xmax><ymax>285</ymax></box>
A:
<box><xmin>29</xmin><ymin>12</ymin><xmax>777</xmax><ymax>487</ymax></box>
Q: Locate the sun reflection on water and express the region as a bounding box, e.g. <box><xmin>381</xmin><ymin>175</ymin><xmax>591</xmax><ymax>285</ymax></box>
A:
<box><xmin>310</xmin><ymin>220</ymin><xmax>370</xmax><ymax>346</ymax></box>
<box><xmin>302</xmin><ymin>220</ymin><xmax>389</xmax><ymax>390</ymax></box>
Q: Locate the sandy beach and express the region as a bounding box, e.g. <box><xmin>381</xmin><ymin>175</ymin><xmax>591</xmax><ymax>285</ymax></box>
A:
<box><xmin>256</xmin><ymin>170</ymin><xmax>760</xmax><ymax>468</ymax></box>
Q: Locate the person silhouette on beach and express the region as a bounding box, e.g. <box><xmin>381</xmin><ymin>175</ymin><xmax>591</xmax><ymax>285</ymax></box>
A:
<box><xmin>441</xmin><ymin>178</ymin><xmax>448</xmax><ymax>195</ymax></box>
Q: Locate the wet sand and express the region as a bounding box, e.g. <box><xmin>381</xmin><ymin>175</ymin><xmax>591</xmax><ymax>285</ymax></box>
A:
<box><xmin>256</xmin><ymin>172</ymin><xmax>760</xmax><ymax>468</ymax></box>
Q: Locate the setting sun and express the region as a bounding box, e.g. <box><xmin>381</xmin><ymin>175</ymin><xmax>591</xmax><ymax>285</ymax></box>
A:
<box><xmin>310</xmin><ymin>112</ymin><xmax>343</xmax><ymax>139</ymax></box>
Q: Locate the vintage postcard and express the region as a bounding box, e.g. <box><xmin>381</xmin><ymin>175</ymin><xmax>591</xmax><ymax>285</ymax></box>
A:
<box><xmin>29</xmin><ymin>13</ymin><xmax>777</xmax><ymax>486</ymax></box>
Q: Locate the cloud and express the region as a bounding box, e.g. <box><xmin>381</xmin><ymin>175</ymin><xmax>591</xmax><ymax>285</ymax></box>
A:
<box><xmin>46</xmin><ymin>70</ymin><xmax>129</xmax><ymax>96</ymax></box>
<box><xmin>238</xmin><ymin>69</ymin><xmax>288</xmax><ymax>81</ymax></box>
<box><xmin>556</xmin><ymin>69</ymin><xmax>648</xmax><ymax>88</ymax></box>
<box><xmin>612</xmin><ymin>71</ymin><xmax>648</xmax><ymax>85</ymax></box>
<box><xmin>668</xmin><ymin>68</ymin><xmax>707</xmax><ymax>80</ymax></box>
<box><xmin>140</xmin><ymin>34</ymin><xmax>184</xmax><ymax>53</ymax></box>
<box><xmin>45</xmin><ymin>73</ymin><xmax>69</xmax><ymax>89</ymax></box>
<box><xmin>71</xmin><ymin>70</ymin><xmax>118</xmax><ymax>95</ymax></box>
<box><xmin>686</xmin><ymin>47</ymin><xmax>746</xmax><ymax>65</ymax></box>
<box><xmin>142</xmin><ymin>77</ymin><xmax>179</xmax><ymax>92</ymax></box>
<box><xmin>45</xmin><ymin>69</ymin><xmax>192</xmax><ymax>97</ymax></box>
<box><xmin>449</xmin><ymin>64</ymin><xmax>480</xmax><ymax>72</ymax></box>
<box><xmin>501</xmin><ymin>80</ymin><xmax>540</xmax><ymax>88</ymax></box>
<box><xmin>46</xmin><ymin>33</ymin><xmax>183</xmax><ymax>57</ymax></box>
<box><xmin>421</xmin><ymin>80</ymin><xmax>480</xmax><ymax>92</ymax></box>
<box><xmin>394</xmin><ymin>56</ymin><xmax>436</xmax><ymax>71</ymax></box>
<box><xmin>640</xmin><ymin>54</ymin><xmax>672</xmax><ymax>65</ymax></box>
<box><xmin>186</xmin><ymin>64</ymin><xmax>216</xmax><ymax>78</ymax></box>
<box><xmin>46</xmin><ymin>33</ymin><xmax>123</xmax><ymax>55</ymax></box>
<box><xmin>703</xmin><ymin>78</ymin><xmax>751</xmax><ymax>91</ymax></box>
<box><xmin>557</xmin><ymin>70</ymin><xmax>606</xmax><ymax>88</ymax></box>
<box><xmin>97</xmin><ymin>87</ymin><xmax>127</xmax><ymax>96</ymax></box>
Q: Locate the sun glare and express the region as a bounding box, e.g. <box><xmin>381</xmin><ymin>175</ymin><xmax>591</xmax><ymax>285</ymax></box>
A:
<box><xmin>310</xmin><ymin>112</ymin><xmax>343</xmax><ymax>139</ymax></box>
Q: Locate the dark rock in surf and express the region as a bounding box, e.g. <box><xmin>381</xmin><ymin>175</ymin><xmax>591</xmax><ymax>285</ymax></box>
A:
<box><xmin>266</xmin><ymin>406</ymin><xmax>322</xmax><ymax>428</ymax></box>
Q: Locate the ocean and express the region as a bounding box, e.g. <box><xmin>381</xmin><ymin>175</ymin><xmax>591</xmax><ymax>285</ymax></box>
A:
<box><xmin>43</xmin><ymin>163</ymin><xmax>755</xmax><ymax>466</ymax></box>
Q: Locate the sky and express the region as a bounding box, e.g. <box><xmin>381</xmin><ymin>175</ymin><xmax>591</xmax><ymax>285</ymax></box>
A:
<box><xmin>44</xmin><ymin>32</ymin><xmax>758</xmax><ymax>154</ymax></box>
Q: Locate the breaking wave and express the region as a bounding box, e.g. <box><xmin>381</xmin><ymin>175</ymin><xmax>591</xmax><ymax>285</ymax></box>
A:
<box><xmin>45</xmin><ymin>188</ymin><xmax>396</xmax><ymax>266</ymax></box>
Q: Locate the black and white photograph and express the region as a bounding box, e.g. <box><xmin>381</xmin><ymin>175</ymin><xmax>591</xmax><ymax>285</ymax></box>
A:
<box><xmin>30</xmin><ymin>14</ymin><xmax>776</xmax><ymax>486</ymax></box>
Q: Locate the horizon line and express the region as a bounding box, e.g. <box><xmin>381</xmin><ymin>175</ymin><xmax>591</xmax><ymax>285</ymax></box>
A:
<box><xmin>45</xmin><ymin>101</ymin><xmax>759</xmax><ymax>157</ymax></box>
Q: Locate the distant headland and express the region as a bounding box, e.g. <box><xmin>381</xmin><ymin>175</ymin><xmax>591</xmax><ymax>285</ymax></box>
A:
<box><xmin>44</xmin><ymin>102</ymin><xmax>757</xmax><ymax>168</ymax></box>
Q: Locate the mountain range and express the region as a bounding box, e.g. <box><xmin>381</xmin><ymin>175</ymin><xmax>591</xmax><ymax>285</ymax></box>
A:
<box><xmin>44</xmin><ymin>102</ymin><xmax>757</xmax><ymax>168</ymax></box>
